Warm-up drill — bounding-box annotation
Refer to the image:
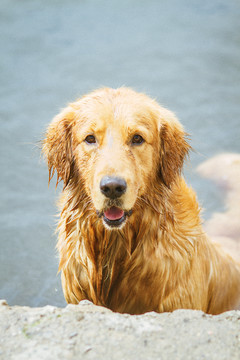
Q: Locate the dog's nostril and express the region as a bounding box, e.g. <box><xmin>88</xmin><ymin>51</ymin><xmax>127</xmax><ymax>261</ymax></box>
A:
<box><xmin>102</xmin><ymin>186</ymin><xmax>111</xmax><ymax>195</ymax></box>
<box><xmin>100</xmin><ymin>176</ymin><xmax>127</xmax><ymax>199</ymax></box>
<box><xmin>116</xmin><ymin>186</ymin><xmax>124</xmax><ymax>193</ymax></box>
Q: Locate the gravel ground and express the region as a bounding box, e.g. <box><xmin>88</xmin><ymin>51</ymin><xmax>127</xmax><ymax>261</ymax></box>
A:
<box><xmin>0</xmin><ymin>299</ymin><xmax>239</xmax><ymax>360</ymax></box>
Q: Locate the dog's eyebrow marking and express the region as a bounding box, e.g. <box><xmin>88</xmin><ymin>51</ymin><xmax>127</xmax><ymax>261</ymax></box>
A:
<box><xmin>135</xmin><ymin>119</ymin><xmax>151</xmax><ymax>130</ymax></box>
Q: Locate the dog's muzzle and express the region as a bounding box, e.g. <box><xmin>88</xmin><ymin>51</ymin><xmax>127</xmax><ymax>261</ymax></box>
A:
<box><xmin>98</xmin><ymin>176</ymin><xmax>132</xmax><ymax>228</ymax></box>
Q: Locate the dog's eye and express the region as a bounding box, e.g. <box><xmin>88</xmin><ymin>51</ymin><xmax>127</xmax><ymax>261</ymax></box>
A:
<box><xmin>131</xmin><ymin>134</ymin><xmax>144</xmax><ymax>145</ymax></box>
<box><xmin>85</xmin><ymin>135</ymin><xmax>96</xmax><ymax>144</ymax></box>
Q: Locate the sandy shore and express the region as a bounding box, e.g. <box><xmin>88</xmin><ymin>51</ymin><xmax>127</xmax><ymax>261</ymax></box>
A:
<box><xmin>0</xmin><ymin>300</ymin><xmax>239</xmax><ymax>360</ymax></box>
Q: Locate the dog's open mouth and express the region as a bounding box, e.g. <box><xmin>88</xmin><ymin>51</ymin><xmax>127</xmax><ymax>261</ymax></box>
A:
<box><xmin>97</xmin><ymin>206</ymin><xmax>132</xmax><ymax>228</ymax></box>
<box><xmin>103</xmin><ymin>206</ymin><xmax>126</xmax><ymax>227</ymax></box>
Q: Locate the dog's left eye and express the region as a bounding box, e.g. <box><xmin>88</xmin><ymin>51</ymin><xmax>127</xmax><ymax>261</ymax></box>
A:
<box><xmin>85</xmin><ymin>135</ymin><xmax>96</xmax><ymax>144</ymax></box>
<box><xmin>131</xmin><ymin>134</ymin><xmax>144</xmax><ymax>145</ymax></box>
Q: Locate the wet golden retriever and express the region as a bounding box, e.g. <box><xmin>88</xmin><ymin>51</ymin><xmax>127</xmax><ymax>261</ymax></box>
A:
<box><xmin>43</xmin><ymin>87</ymin><xmax>240</xmax><ymax>314</ymax></box>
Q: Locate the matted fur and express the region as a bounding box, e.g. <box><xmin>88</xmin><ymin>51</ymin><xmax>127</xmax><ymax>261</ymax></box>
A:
<box><xmin>43</xmin><ymin>88</ymin><xmax>240</xmax><ymax>314</ymax></box>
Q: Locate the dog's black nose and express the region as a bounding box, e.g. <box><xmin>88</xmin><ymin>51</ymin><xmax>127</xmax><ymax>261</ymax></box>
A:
<box><xmin>100</xmin><ymin>176</ymin><xmax>127</xmax><ymax>199</ymax></box>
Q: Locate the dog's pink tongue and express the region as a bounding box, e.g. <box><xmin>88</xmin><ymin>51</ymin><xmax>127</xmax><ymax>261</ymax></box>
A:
<box><xmin>104</xmin><ymin>207</ymin><xmax>124</xmax><ymax>221</ymax></box>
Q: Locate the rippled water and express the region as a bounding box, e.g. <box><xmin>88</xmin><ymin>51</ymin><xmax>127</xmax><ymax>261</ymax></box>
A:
<box><xmin>0</xmin><ymin>0</ymin><xmax>239</xmax><ymax>307</ymax></box>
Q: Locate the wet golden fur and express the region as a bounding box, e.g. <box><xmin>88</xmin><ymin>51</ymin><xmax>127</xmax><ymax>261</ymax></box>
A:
<box><xmin>43</xmin><ymin>88</ymin><xmax>240</xmax><ymax>314</ymax></box>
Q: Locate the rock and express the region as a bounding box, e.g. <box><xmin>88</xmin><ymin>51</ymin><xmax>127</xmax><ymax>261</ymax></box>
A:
<box><xmin>197</xmin><ymin>153</ymin><xmax>240</xmax><ymax>262</ymax></box>
<box><xmin>0</xmin><ymin>299</ymin><xmax>8</xmax><ymax>306</ymax></box>
<box><xmin>0</xmin><ymin>301</ymin><xmax>239</xmax><ymax>360</ymax></box>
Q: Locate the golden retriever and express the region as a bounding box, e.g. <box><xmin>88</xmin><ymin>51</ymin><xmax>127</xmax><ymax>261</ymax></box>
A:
<box><xmin>43</xmin><ymin>87</ymin><xmax>240</xmax><ymax>314</ymax></box>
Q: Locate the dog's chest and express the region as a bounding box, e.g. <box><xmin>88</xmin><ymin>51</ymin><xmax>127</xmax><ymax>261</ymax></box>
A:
<box><xmin>79</xmin><ymin>243</ymin><xmax>161</xmax><ymax>314</ymax></box>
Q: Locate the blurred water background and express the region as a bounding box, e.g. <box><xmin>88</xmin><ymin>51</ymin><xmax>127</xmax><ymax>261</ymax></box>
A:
<box><xmin>0</xmin><ymin>0</ymin><xmax>240</xmax><ymax>307</ymax></box>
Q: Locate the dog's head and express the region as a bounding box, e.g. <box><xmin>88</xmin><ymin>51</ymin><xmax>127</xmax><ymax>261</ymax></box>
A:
<box><xmin>43</xmin><ymin>88</ymin><xmax>190</xmax><ymax>229</ymax></box>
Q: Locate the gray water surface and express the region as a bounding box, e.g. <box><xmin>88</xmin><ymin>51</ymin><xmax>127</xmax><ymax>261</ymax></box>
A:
<box><xmin>0</xmin><ymin>0</ymin><xmax>240</xmax><ymax>307</ymax></box>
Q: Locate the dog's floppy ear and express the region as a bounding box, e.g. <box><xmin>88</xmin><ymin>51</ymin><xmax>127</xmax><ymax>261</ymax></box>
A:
<box><xmin>42</xmin><ymin>107</ymin><xmax>76</xmax><ymax>188</ymax></box>
<box><xmin>158</xmin><ymin>113</ymin><xmax>190</xmax><ymax>188</ymax></box>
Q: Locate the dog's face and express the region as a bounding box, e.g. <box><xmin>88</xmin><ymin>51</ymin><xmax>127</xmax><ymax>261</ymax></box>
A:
<box><xmin>43</xmin><ymin>88</ymin><xmax>190</xmax><ymax>229</ymax></box>
<box><xmin>73</xmin><ymin>91</ymin><xmax>158</xmax><ymax>228</ymax></box>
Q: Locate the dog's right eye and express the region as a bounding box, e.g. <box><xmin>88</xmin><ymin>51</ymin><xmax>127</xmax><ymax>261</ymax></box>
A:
<box><xmin>131</xmin><ymin>134</ymin><xmax>144</xmax><ymax>145</ymax></box>
<box><xmin>84</xmin><ymin>135</ymin><xmax>96</xmax><ymax>144</ymax></box>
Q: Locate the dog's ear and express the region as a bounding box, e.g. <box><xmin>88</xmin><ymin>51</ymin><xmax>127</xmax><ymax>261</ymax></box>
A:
<box><xmin>42</xmin><ymin>107</ymin><xmax>76</xmax><ymax>188</ymax></box>
<box><xmin>158</xmin><ymin>115</ymin><xmax>190</xmax><ymax>188</ymax></box>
